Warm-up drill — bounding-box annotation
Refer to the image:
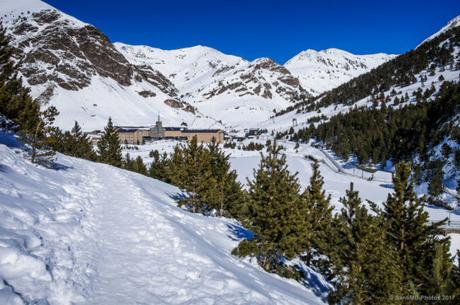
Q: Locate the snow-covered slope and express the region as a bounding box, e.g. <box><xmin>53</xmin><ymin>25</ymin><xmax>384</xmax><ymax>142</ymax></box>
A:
<box><xmin>284</xmin><ymin>48</ymin><xmax>395</xmax><ymax>96</ymax></box>
<box><xmin>0</xmin><ymin>131</ymin><xmax>325</xmax><ymax>305</ymax></box>
<box><xmin>114</xmin><ymin>43</ymin><xmax>245</xmax><ymax>93</ymax></box>
<box><xmin>116</xmin><ymin>43</ymin><xmax>310</xmax><ymax>129</ymax></box>
<box><xmin>268</xmin><ymin>16</ymin><xmax>460</xmax><ymax>135</ymax></box>
<box><xmin>0</xmin><ymin>0</ymin><xmax>221</xmax><ymax>131</ymax></box>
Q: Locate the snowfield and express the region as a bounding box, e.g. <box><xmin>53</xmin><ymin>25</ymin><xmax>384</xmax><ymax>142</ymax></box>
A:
<box><xmin>0</xmin><ymin>132</ymin><xmax>325</xmax><ymax>305</ymax></box>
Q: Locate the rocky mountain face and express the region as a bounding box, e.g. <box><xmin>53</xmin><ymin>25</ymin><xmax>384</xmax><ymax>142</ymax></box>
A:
<box><xmin>4</xmin><ymin>7</ymin><xmax>177</xmax><ymax>102</ymax></box>
<box><xmin>200</xmin><ymin>57</ymin><xmax>306</xmax><ymax>102</ymax></box>
<box><xmin>284</xmin><ymin>48</ymin><xmax>395</xmax><ymax>96</ymax></box>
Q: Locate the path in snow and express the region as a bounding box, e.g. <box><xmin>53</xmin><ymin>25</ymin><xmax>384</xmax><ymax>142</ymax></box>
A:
<box><xmin>68</xmin><ymin>162</ymin><xmax>322</xmax><ymax>305</ymax></box>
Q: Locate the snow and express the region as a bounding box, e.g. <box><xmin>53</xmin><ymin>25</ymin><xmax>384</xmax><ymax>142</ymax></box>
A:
<box><xmin>0</xmin><ymin>0</ymin><xmax>52</xmax><ymax>18</ymax></box>
<box><xmin>0</xmin><ymin>132</ymin><xmax>325</xmax><ymax>305</ymax></box>
<box><xmin>0</xmin><ymin>0</ymin><xmax>86</xmax><ymax>28</ymax></box>
<box><xmin>45</xmin><ymin>75</ymin><xmax>223</xmax><ymax>131</ymax></box>
<box><xmin>284</xmin><ymin>48</ymin><xmax>395</xmax><ymax>96</ymax></box>
<box><xmin>116</xmin><ymin>43</ymin><xmax>302</xmax><ymax>130</ymax></box>
<box><xmin>114</xmin><ymin>43</ymin><xmax>245</xmax><ymax>93</ymax></box>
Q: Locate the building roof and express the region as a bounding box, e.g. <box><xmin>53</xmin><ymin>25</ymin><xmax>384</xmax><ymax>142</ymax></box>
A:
<box><xmin>181</xmin><ymin>129</ymin><xmax>222</xmax><ymax>133</ymax></box>
<box><xmin>116</xmin><ymin>126</ymin><xmax>153</xmax><ymax>131</ymax></box>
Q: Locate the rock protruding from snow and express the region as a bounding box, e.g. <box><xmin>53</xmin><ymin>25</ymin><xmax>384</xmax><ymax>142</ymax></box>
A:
<box><xmin>285</xmin><ymin>48</ymin><xmax>395</xmax><ymax>95</ymax></box>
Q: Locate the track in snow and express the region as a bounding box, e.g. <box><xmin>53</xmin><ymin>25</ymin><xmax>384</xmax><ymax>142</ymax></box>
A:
<box><xmin>52</xmin><ymin>157</ymin><xmax>324</xmax><ymax>305</ymax></box>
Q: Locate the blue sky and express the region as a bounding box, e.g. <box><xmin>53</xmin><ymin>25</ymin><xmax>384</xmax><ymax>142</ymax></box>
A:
<box><xmin>45</xmin><ymin>0</ymin><xmax>460</xmax><ymax>63</ymax></box>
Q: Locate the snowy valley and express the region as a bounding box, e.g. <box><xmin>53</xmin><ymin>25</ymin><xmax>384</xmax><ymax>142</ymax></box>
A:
<box><xmin>1</xmin><ymin>0</ymin><xmax>460</xmax><ymax>304</ymax></box>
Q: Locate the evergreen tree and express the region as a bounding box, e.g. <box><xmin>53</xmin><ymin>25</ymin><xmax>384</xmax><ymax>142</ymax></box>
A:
<box><xmin>123</xmin><ymin>153</ymin><xmax>134</xmax><ymax>170</ymax></box>
<box><xmin>329</xmin><ymin>183</ymin><xmax>403</xmax><ymax>305</ymax></box>
<box><xmin>203</xmin><ymin>138</ymin><xmax>244</xmax><ymax>217</ymax></box>
<box><xmin>233</xmin><ymin>141</ymin><xmax>305</xmax><ymax>270</ymax></box>
<box><xmin>97</xmin><ymin>117</ymin><xmax>122</xmax><ymax>167</ymax></box>
<box><xmin>28</xmin><ymin>106</ymin><xmax>59</xmax><ymax>164</ymax></box>
<box><xmin>132</xmin><ymin>156</ymin><xmax>147</xmax><ymax>175</ymax></box>
<box><xmin>70</xmin><ymin>121</ymin><xmax>95</xmax><ymax>159</ymax></box>
<box><xmin>0</xmin><ymin>24</ymin><xmax>52</xmax><ymax>161</ymax></box>
<box><xmin>428</xmin><ymin>161</ymin><xmax>444</xmax><ymax>198</ymax></box>
<box><xmin>148</xmin><ymin>151</ymin><xmax>170</xmax><ymax>182</ymax></box>
<box><xmin>382</xmin><ymin>162</ymin><xmax>450</xmax><ymax>297</ymax></box>
<box><xmin>301</xmin><ymin>160</ymin><xmax>333</xmax><ymax>264</ymax></box>
<box><xmin>169</xmin><ymin>136</ymin><xmax>214</xmax><ymax>212</ymax></box>
<box><xmin>426</xmin><ymin>242</ymin><xmax>457</xmax><ymax>302</ymax></box>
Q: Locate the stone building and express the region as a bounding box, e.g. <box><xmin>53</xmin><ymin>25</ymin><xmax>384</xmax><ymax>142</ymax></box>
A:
<box><xmin>115</xmin><ymin>117</ymin><xmax>224</xmax><ymax>144</ymax></box>
<box><xmin>182</xmin><ymin>129</ymin><xmax>224</xmax><ymax>143</ymax></box>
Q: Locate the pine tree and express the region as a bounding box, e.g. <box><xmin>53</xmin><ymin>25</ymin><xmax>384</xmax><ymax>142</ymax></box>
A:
<box><xmin>382</xmin><ymin>162</ymin><xmax>450</xmax><ymax>297</ymax></box>
<box><xmin>428</xmin><ymin>161</ymin><xmax>444</xmax><ymax>198</ymax></box>
<box><xmin>301</xmin><ymin>160</ymin><xmax>333</xmax><ymax>264</ymax></box>
<box><xmin>149</xmin><ymin>151</ymin><xmax>171</xmax><ymax>182</ymax></box>
<box><xmin>203</xmin><ymin>138</ymin><xmax>244</xmax><ymax>217</ymax></box>
<box><xmin>233</xmin><ymin>141</ymin><xmax>305</xmax><ymax>270</ymax></box>
<box><xmin>169</xmin><ymin>136</ymin><xmax>214</xmax><ymax>213</ymax></box>
<box><xmin>132</xmin><ymin>156</ymin><xmax>147</xmax><ymax>175</ymax></box>
<box><xmin>68</xmin><ymin>121</ymin><xmax>95</xmax><ymax>159</ymax></box>
<box><xmin>97</xmin><ymin>117</ymin><xmax>122</xmax><ymax>167</ymax></box>
<box><xmin>426</xmin><ymin>242</ymin><xmax>457</xmax><ymax>300</ymax></box>
<box><xmin>123</xmin><ymin>153</ymin><xmax>134</xmax><ymax>170</ymax></box>
<box><xmin>329</xmin><ymin>183</ymin><xmax>403</xmax><ymax>305</ymax></box>
<box><xmin>0</xmin><ymin>24</ymin><xmax>51</xmax><ymax>159</ymax></box>
<box><xmin>29</xmin><ymin>106</ymin><xmax>59</xmax><ymax>164</ymax></box>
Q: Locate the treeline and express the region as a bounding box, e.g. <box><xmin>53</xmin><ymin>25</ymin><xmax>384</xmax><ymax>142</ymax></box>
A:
<box><xmin>233</xmin><ymin>143</ymin><xmax>460</xmax><ymax>304</ymax></box>
<box><xmin>291</xmin><ymin>81</ymin><xmax>460</xmax><ymax>199</ymax></box>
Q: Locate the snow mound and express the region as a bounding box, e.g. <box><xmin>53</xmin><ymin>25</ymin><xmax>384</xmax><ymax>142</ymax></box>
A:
<box><xmin>0</xmin><ymin>132</ymin><xmax>324</xmax><ymax>305</ymax></box>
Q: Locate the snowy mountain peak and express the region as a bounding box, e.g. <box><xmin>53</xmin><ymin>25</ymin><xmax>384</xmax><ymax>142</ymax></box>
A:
<box><xmin>0</xmin><ymin>0</ymin><xmax>52</xmax><ymax>15</ymax></box>
<box><xmin>114</xmin><ymin>42</ymin><xmax>246</xmax><ymax>92</ymax></box>
<box><xmin>0</xmin><ymin>0</ymin><xmax>86</xmax><ymax>28</ymax></box>
<box><xmin>284</xmin><ymin>48</ymin><xmax>395</xmax><ymax>95</ymax></box>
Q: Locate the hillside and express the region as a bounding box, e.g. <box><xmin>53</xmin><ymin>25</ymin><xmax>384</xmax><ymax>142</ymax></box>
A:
<box><xmin>0</xmin><ymin>131</ymin><xmax>325</xmax><ymax>305</ymax></box>
<box><xmin>284</xmin><ymin>48</ymin><xmax>395</xmax><ymax>96</ymax></box>
<box><xmin>267</xmin><ymin>15</ymin><xmax>460</xmax><ymax>133</ymax></box>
